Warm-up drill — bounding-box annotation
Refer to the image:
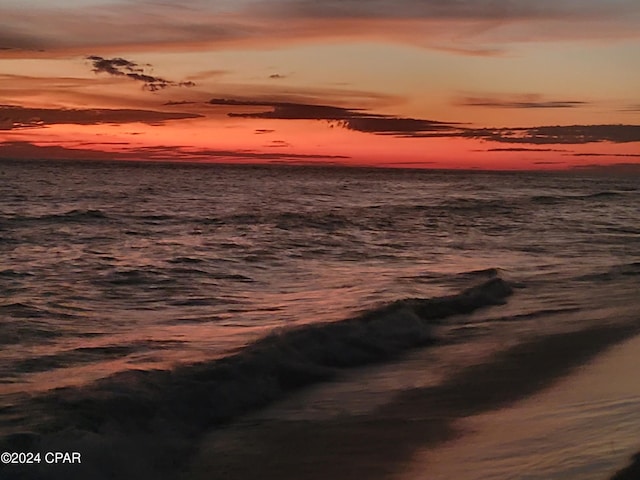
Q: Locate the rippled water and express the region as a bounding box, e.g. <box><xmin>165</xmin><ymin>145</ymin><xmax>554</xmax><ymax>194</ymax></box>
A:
<box><xmin>1</xmin><ymin>160</ymin><xmax>639</xmax><ymax>389</ymax></box>
<box><xmin>0</xmin><ymin>159</ymin><xmax>639</xmax><ymax>478</ymax></box>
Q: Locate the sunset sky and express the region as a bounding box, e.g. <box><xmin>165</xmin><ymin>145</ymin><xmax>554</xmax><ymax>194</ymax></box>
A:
<box><xmin>1</xmin><ymin>0</ymin><xmax>639</xmax><ymax>169</ymax></box>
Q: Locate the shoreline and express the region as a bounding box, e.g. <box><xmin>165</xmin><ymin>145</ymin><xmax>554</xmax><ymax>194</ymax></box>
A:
<box><xmin>186</xmin><ymin>320</ymin><xmax>640</xmax><ymax>480</ymax></box>
<box><xmin>401</xmin><ymin>328</ymin><xmax>640</xmax><ymax>479</ymax></box>
<box><xmin>613</xmin><ymin>454</ymin><xmax>640</xmax><ymax>480</ymax></box>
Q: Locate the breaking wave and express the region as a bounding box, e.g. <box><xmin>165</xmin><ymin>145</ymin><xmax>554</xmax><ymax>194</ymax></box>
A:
<box><xmin>1</xmin><ymin>278</ymin><xmax>512</xmax><ymax>479</ymax></box>
<box><xmin>2</xmin><ymin>278</ymin><xmax>511</xmax><ymax>445</ymax></box>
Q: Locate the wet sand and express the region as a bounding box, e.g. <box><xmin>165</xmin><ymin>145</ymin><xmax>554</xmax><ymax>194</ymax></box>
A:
<box><xmin>185</xmin><ymin>320</ymin><xmax>640</xmax><ymax>480</ymax></box>
<box><xmin>401</xmin><ymin>329</ymin><xmax>640</xmax><ymax>479</ymax></box>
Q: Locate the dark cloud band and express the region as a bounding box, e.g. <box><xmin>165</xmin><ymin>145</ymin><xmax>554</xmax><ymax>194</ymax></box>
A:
<box><xmin>211</xmin><ymin>97</ymin><xmax>640</xmax><ymax>145</ymax></box>
<box><xmin>0</xmin><ymin>140</ymin><xmax>349</xmax><ymax>163</ymax></box>
<box><xmin>210</xmin><ymin>98</ymin><xmax>460</xmax><ymax>135</ymax></box>
<box><xmin>0</xmin><ymin>105</ymin><xmax>202</xmax><ymax>130</ymax></box>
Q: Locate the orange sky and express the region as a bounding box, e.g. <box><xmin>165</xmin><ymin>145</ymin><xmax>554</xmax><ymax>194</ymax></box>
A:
<box><xmin>1</xmin><ymin>0</ymin><xmax>639</xmax><ymax>170</ymax></box>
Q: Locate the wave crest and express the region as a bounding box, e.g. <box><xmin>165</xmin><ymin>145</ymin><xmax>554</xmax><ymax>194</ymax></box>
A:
<box><xmin>29</xmin><ymin>277</ymin><xmax>512</xmax><ymax>435</ymax></box>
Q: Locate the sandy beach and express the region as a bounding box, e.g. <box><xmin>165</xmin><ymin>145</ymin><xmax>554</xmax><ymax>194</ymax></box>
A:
<box><xmin>186</xmin><ymin>321</ymin><xmax>640</xmax><ymax>480</ymax></box>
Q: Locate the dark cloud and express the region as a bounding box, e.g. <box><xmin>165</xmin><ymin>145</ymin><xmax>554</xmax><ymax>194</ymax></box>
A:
<box><xmin>533</xmin><ymin>161</ymin><xmax>566</xmax><ymax>165</ymax></box>
<box><xmin>87</xmin><ymin>56</ymin><xmax>143</xmax><ymax>76</ymax></box>
<box><xmin>269</xmin><ymin>74</ymin><xmax>286</xmax><ymax>79</ymax></box>
<box><xmin>340</xmin><ymin>116</ymin><xmax>458</xmax><ymax>135</ymax></box>
<box><xmin>463</xmin><ymin>125</ymin><xmax>640</xmax><ymax>144</ymax></box>
<box><xmin>211</xmin><ymin>98</ymin><xmax>640</xmax><ymax>145</ymax></box>
<box><xmin>266</xmin><ymin>140</ymin><xmax>291</xmax><ymax>147</ymax></box>
<box><xmin>210</xmin><ymin>98</ymin><xmax>461</xmax><ymax>135</ymax></box>
<box><xmin>566</xmin><ymin>152</ymin><xmax>640</xmax><ymax>157</ymax></box>
<box><xmin>211</xmin><ymin>98</ymin><xmax>363</xmax><ymax>119</ymax></box>
<box><xmin>0</xmin><ymin>105</ymin><xmax>202</xmax><ymax>130</ymax></box>
<box><xmin>87</xmin><ymin>56</ymin><xmax>196</xmax><ymax>92</ymax></box>
<box><xmin>459</xmin><ymin>96</ymin><xmax>588</xmax><ymax>109</ymax></box>
<box><xmin>76</xmin><ymin>141</ymin><xmax>130</xmax><ymax>146</ymax></box>
<box><xmin>0</xmin><ymin>140</ymin><xmax>349</xmax><ymax>163</ymax></box>
<box><xmin>254</xmin><ymin>129</ymin><xmax>275</xmax><ymax>134</ymax></box>
<box><xmin>0</xmin><ymin>141</ymin><xmax>124</xmax><ymax>160</ymax></box>
<box><xmin>483</xmin><ymin>147</ymin><xmax>568</xmax><ymax>152</ymax></box>
<box><xmin>164</xmin><ymin>101</ymin><xmax>197</xmax><ymax>106</ymax></box>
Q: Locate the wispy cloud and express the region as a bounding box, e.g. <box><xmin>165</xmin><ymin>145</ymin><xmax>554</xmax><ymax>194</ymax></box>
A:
<box><xmin>483</xmin><ymin>147</ymin><xmax>568</xmax><ymax>152</ymax></box>
<box><xmin>265</xmin><ymin>140</ymin><xmax>291</xmax><ymax>148</ymax></box>
<box><xmin>457</xmin><ymin>94</ymin><xmax>588</xmax><ymax>109</ymax></box>
<box><xmin>87</xmin><ymin>56</ymin><xmax>196</xmax><ymax>92</ymax></box>
<box><xmin>266</xmin><ymin>0</ymin><xmax>633</xmax><ymax>21</ymax></box>
<box><xmin>163</xmin><ymin>101</ymin><xmax>197</xmax><ymax>106</ymax></box>
<box><xmin>565</xmin><ymin>152</ymin><xmax>640</xmax><ymax>157</ymax></box>
<box><xmin>428</xmin><ymin>45</ymin><xmax>505</xmax><ymax>57</ymax></box>
<box><xmin>0</xmin><ymin>73</ymin><xmax>160</xmax><ymax>109</ymax></box>
<box><xmin>0</xmin><ymin>105</ymin><xmax>201</xmax><ymax>130</ymax></box>
<box><xmin>1</xmin><ymin>1</ymin><xmax>637</xmax><ymax>57</ymax></box>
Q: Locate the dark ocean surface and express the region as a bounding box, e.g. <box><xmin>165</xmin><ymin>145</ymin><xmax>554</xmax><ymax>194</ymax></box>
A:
<box><xmin>0</xmin><ymin>159</ymin><xmax>638</xmax><ymax>479</ymax></box>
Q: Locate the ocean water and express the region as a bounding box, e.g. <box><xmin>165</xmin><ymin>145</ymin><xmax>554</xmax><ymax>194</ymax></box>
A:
<box><xmin>0</xmin><ymin>159</ymin><xmax>639</xmax><ymax>479</ymax></box>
